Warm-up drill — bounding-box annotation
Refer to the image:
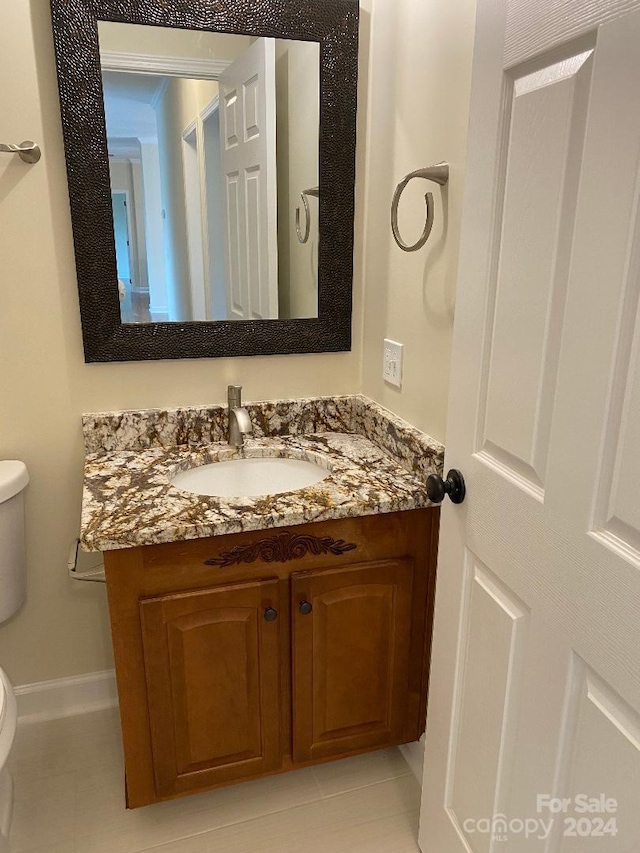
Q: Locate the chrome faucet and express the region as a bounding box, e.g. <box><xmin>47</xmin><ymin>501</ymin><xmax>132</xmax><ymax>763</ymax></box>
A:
<box><xmin>227</xmin><ymin>385</ymin><xmax>254</xmax><ymax>448</ymax></box>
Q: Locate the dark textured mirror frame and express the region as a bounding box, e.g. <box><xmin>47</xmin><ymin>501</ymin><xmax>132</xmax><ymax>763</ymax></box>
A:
<box><xmin>49</xmin><ymin>0</ymin><xmax>358</xmax><ymax>363</ymax></box>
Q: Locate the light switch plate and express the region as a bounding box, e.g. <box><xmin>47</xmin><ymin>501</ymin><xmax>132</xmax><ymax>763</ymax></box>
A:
<box><xmin>383</xmin><ymin>339</ymin><xmax>403</xmax><ymax>388</ymax></box>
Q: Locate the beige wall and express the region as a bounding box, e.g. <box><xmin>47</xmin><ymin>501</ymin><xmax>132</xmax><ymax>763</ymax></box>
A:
<box><xmin>155</xmin><ymin>78</ymin><xmax>194</xmax><ymax>320</ymax></box>
<box><xmin>0</xmin><ymin>1</ymin><xmax>363</xmax><ymax>686</ymax></box>
<box><xmin>359</xmin><ymin>0</ymin><xmax>476</xmax><ymax>444</ymax></box>
<box><xmin>0</xmin><ymin>0</ymin><xmax>474</xmax><ymax>686</ymax></box>
<box><xmin>98</xmin><ymin>22</ymin><xmax>252</xmax><ymax>62</ymax></box>
<box><xmin>166</xmin><ymin>77</ymin><xmax>220</xmax><ymax>320</ymax></box>
<box><xmin>275</xmin><ymin>40</ymin><xmax>320</xmax><ymax>319</ymax></box>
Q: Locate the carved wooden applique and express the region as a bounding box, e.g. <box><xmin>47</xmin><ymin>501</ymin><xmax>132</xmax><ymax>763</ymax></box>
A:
<box><xmin>205</xmin><ymin>531</ymin><xmax>357</xmax><ymax>568</ymax></box>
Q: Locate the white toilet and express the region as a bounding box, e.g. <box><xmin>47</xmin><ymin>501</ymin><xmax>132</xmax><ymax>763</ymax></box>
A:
<box><xmin>0</xmin><ymin>461</ymin><xmax>29</xmax><ymax>851</ymax></box>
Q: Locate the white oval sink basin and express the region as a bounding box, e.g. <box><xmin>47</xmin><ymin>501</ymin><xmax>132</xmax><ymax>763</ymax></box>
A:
<box><xmin>171</xmin><ymin>456</ymin><xmax>330</xmax><ymax>498</ymax></box>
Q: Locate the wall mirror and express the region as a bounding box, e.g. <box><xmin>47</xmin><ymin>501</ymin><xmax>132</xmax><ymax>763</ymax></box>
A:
<box><xmin>50</xmin><ymin>0</ymin><xmax>358</xmax><ymax>362</ymax></box>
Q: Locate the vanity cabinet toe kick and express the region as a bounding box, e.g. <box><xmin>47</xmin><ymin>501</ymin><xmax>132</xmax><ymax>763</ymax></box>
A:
<box><xmin>103</xmin><ymin>508</ymin><xmax>439</xmax><ymax>808</ymax></box>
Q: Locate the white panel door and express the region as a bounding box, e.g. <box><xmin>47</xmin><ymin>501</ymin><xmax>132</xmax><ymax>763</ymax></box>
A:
<box><xmin>219</xmin><ymin>39</ymin><xmax>278</xmax><ymax>320</ymax></box>
<box><xmin>420</xmin><ymin>2</ymin><xmax>640</xmax><ymax>852</ymax></box>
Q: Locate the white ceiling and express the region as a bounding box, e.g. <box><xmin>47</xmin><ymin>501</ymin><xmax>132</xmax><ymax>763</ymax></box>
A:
<box><xmin>102</xmin><ymin>71</ymin><xmax>168</xmax><ymax>142</ymax></box>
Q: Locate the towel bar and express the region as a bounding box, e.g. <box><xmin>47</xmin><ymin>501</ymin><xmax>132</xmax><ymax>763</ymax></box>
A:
<box><xmin>296</xmin><ymin>186</ymin><xmax>320</xmax><ymax>244</ymax></box>
<box><xmin>391</xmin><ymin>162</ymin><xmax>449</xmax><ymax>252</ymax></box>
<box><xmin>0</xmin><ymin>140</ymin><xmax>41</xmax><ymax>164</ymax></box>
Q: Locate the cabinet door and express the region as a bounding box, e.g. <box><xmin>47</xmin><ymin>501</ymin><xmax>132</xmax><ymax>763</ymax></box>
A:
<box><xmin>292</xmin><ymin>560</ymin><xmax>414</xmax><ymax>763</ymax></box>
<box><xmin>140</xmin><ymin>578</ymin><xmax>281</xmax><ymax>797</ymax></box>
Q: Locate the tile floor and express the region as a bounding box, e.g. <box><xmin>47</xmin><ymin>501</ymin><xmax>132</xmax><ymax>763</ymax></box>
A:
<box><xmin>8</xmin><ymin>708</ymin><xmax>422</xmax><ymax>853</ymax></box>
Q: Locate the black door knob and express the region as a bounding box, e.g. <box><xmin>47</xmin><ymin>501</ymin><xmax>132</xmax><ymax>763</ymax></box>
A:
<box><xmin>426</xmin><ymin>469</ymin><xmax>466</xmax><ymax>504</ymax></box>
<box><xmin>299</xmin><ymin>600</ymin><xmax>313</xmax><ymax>615</ymax></box>
<box><xmin>264</xmin><ymin>607</ymin><xmax>278</xmax><ymax>622</ymax></box>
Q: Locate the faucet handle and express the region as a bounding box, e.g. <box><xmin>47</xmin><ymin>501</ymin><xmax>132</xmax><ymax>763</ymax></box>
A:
<box><xmin>227</xmin><ymin>385</ymin><xmax>242</xmax><ymax>408</ymax></box>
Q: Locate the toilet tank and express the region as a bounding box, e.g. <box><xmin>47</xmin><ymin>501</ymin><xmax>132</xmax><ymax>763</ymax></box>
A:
<box><xmin>0</xmin><ymin>462</ymin><xmax>29</xmax><ymax>624</ymax></box>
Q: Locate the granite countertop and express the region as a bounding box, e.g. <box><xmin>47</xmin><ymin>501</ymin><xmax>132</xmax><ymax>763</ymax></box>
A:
<box><xmin>80</xmin><ymin>395</ymin><xmax>444</xmax><ymax>552</ymax></box>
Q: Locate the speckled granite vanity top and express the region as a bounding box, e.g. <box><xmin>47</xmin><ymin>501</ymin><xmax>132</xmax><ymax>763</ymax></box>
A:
<box><xmin>80</xmin><ymin>395</ymin><xmax>444</xmax><ymax>551</ymax></box>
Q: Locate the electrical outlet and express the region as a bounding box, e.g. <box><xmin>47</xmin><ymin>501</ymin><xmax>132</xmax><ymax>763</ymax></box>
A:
<box><xmin>383</xmin><ymin>339</ymin><xmax>403</xmax><ymax>388</ymax></box>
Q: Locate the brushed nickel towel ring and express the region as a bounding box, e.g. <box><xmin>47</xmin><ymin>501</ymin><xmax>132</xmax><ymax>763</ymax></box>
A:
<box><xmin>0</xmin><ymin>140</ymin><xmax>41</xmax><ymax>164</ymax></box>
<box><xmin>391</xmin><ymin>162</ymin><xmax>449</xmax><ymax>252</ymax></box>
<box><xmin>296</xmin><ymin>186</ymin><xmax>319</xmax><ymax>244</ymax></box>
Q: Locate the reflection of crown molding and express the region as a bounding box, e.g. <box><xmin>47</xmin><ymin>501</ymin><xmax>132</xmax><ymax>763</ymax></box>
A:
<box><xmin>100</xmin><ymin>51</ymin><xmax>231</xmax><ymax>80</ymax></box>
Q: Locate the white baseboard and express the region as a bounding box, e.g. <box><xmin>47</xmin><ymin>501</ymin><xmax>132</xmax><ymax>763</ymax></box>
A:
<box><xmin>399</xmin><ymin>735</ymin><xmax>425</xmax><ymax>785</ymax></box>
<box><xmin>14</xmin><ymin>669</ymin><xmax>426</xmax><ymax>780</ymax></box>
<box><xmin>15</xmin><ymin>669</ymin><xmax>118</xmax><ymax>724</ymax></box>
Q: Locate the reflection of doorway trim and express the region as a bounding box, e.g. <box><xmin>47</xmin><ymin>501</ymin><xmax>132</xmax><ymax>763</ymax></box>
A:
<box><xmin>200</xmin><ymin>97</ymin><xmax>225</xmax><ymax>320</ymax></box>
<box><xmin>181</xmin><ymin>121</ymin><xmax>208</xmax><ymax>321</ymax></box>
<box><xmin>180</xmin><ymin>94</ymin><xmax>220</xmax><ymax>322</ymax></box>
<box><xmin>177</xmin><ymin>94</ymin><xmax>224</xmax><ymax>323</ymax></box>
<box><xmin>200</xmin><ymin>94</ymin><xmax>220</xmax><ymax>122</ymax></box>
<box><xmin>99</xmin><ymin>51</ymin><xmax>231</xmax><ymax>79</ymax></box>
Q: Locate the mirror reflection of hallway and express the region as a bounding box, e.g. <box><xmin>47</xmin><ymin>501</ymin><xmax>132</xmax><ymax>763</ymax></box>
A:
<box><xmin>111</xmin><ymin>189</ymin><xmax>153</xmax><ymax>324</ymax></box>
<box><xmin>99</xmin><ymin>23</ymin><xmax>320</xmax><ymax>325</ymax></box>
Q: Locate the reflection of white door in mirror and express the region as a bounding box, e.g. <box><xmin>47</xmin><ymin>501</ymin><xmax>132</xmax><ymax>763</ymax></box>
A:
<box><xmin>219</xmin><ymin>38</ymin><xmax>278</xmax><ymax>320</ymax></box>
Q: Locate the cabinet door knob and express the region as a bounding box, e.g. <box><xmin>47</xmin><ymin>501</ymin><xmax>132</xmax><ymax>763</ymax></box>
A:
<box><xmin>299</xmin><ymin>600</ymin><xmax>313</xmax><ymax>615</ymax></box>
<box><xmin>263</xmin><ymin>607</ymin><xmax>278</xmax><ymax>622</ymax></box>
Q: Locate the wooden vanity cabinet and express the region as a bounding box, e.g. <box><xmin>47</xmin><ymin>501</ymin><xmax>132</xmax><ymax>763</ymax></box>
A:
<box><xmin>103</xmin><ymin>508</ymin><xmax>439</xmax><ymax>808</ymax></box>
<box><xmin>291</xmin><ymin>559</ymin><xmax>415</xmax><ymax>762</ymax></box>
<box><xmin>140</xmin><ymin>579</ymin><xmax>282</xmax><ymax>797</ymax></box>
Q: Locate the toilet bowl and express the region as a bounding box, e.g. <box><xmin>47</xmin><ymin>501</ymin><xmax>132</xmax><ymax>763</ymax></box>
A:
<box><xmin>0</xmin><ymin>461</ymin><xmax>29</xmax><ymax>851</ymax></box>
<box><xmin>0</xmin><ymin>669</ymin><xmax>17</xmax><ymax>850</ymax></box>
